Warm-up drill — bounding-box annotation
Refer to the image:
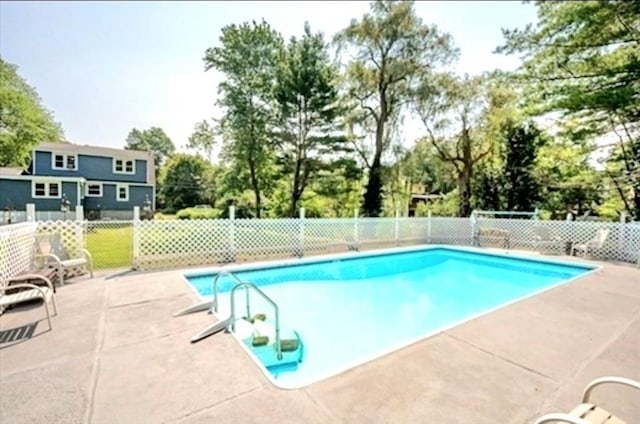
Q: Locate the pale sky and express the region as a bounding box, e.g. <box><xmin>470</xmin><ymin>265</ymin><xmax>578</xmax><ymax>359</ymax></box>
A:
<box><xmin>0</xmin><ymin>1</ymin><xmax>537</xmax><ymax>155</ymax></box>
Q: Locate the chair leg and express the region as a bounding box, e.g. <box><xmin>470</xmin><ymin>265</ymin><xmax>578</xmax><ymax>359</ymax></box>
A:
<box><xmin>58</xmin><ymin>267</ymin><xmax>65</xmax><ymax>286</ymax></box>
<box><xmin>51</xmin><ymin>295</ymin><xmax>58</xmax><ymax>316</ymax></box>
<box><xmin>43</xmin><ymin>298</ymin><xmax>53</xmax><ymax>331</ymax></box>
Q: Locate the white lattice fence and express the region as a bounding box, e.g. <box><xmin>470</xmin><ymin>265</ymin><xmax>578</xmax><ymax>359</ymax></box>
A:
<box><xmin>36</xmin><ymin>220</ymin><xmax>85</xmax><ymax>258</ymax></box>
<box><xmin>131</xmin><ymin>215</ymin><xmax>640</xmax><ymax>270</ymax></box>
<box><xmin>474</xmin><ymin>217</ymin><xmax>640</xmax><ymax>262</ymax></box>
<box><xmin>135</xmin><ymin>219</ymin><xmax>232</xmax><ymax>269</ymax></box>
<box><xmin>357</xmin><ymin>218</ymin><xmax>396</xmax><ymax>246</ymax></box>
<box><xmin>85</xmin><ymin>220</ymin><xmax>133</xmax><ymax>270</ymax></box>
<box><xmin>0</xmin><ymin>222</ymin><xmax>39</xmax><ymax>284</ymax></box>
<box><xmin>305</xmin><ymin>218</ymin><xmax>357</xmax><ymax>250</ymax></box>
<box><xmin>233</xmin><ymin>218</ymin><xmax>300</xmax><ymax>258</ymax></box>
<box><xmin>429</xmin><ymin>218</ymin><xmax>474</xmax><ymax>245</ymax></box>
<box><xmin>396</xmin><ymin>218</ymin><xmax>430</xmax><ymax>244</ymax></box>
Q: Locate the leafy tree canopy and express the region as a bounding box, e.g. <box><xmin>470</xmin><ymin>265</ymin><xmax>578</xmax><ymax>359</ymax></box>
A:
<box><xmin>0</xmin><ymin>58</ymin><xmax>64</xmax><ymax>167</ymax></box>
<box><xmin>125</xmin><ymin>127</ymin><xmax>176</xmax><ymax>174</ymax></box>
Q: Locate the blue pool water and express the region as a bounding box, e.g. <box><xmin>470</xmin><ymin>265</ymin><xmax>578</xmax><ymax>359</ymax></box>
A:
<box><xmin>185</xmin><ymin>247</ymin><xmax>594</xmax><ymax>388</ymax></box>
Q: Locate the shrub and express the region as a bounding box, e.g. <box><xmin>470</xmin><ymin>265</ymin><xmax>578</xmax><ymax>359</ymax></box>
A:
<box><xmin>176</xmin><ymin>207</ymin><xmax>221</xmax><ymax>220</ymax></box>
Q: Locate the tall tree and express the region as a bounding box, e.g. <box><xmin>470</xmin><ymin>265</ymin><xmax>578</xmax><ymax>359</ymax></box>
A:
<box><xmin>274</xmin><ymin>22</ymin><xmax>345</xmax><ymax>217</ymax></box>
<box><xmin>186</xmin><ymin>120</ymin><xmax>217</xmax><ymax>161</ymax></box>
<box><xmin>414</xmin><ymin>73</ymin><xmax>492</xmax><ymax>217</ymax></box>
<box><xmin>204</xmin><ymin>20</ymin><xmax>283</xmax><ymax>218</ymax></box>
<box><xmin>498</xmin><ymin>0</ymin><xmax>640</xmax><ymax>219</ymax></box>
<box><xmin>0</xmin><ymin>58</ymin><xmax>64</xmax><ymax>167</ymax></box>
<box><xmin>125</xmin><ymin>127</ymin><xmax>176</xmax><ymax>174</ymax></box>
<box><xmin>335</xmin><ymin>0</ymin><xmax>457</xmax><ymax>216</ymax></box>
<box><xmin>536</xmin><ymin>136</ymin><xmax>602</xmax><ymax>219</ymax></box>
<box><xmin>158</xmin><ymin>153</ymin><xmax>214</xmax><ymax>211</ymax></box>
<box><xmin>502</xmin><ymin>120</ymin><xmax>545</xmax><ymax>211</ymax></box>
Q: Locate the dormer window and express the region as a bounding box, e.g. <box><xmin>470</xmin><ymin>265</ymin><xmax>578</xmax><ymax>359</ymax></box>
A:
<box><xmin>52</xmin><ymin>153</ymin><xmax>78</xmax><ymax>170</ymax></box>
<box><xmin>114</xmin><ymin>158</ymin><xmax>135</xmax><ymax>174</ymax></box>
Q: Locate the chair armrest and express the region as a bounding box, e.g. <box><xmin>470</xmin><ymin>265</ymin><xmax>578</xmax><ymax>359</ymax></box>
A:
<box><xmin>36</xmin><ymin>253</ymin><xmax>63</xmax><ymax>266</ymax></box>
<box><xmin>582</xmin><ymin>376</ymin><xmax>640</xmax><ymax>403</ymax></box>
<box><xmin>81</xmin><ymin>248</ymin><xmax>93</xmax><ymax>264</ymax></box>
<box><xmin>9</xmin><ymin>273</ymin><xmax>54</xmax><ymax>291</ymax></box>
<box><xmin>534</xmin><ymin>413</ymin><xmax>590</xmax><ymax>424</ymax></box>
<box><xmin>0</xmin><ymin>283</ymin><xmax>49</xmax><ymax>300</ymax></box>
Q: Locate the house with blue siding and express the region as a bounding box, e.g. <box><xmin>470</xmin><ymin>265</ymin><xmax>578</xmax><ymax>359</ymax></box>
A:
<box><xmin>0</xmin><ymin>142</ymin><xmax>155</xmax><ymax>219</ymax></box>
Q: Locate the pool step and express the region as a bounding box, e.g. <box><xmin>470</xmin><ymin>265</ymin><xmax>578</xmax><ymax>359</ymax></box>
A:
<box><xmin>241</xmin><ymin>319</ymin><xmax>304</xmax><ymax>369</ymax></box>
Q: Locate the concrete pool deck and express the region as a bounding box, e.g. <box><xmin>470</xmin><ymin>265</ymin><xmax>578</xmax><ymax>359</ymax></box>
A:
<box><xmin>1</xmin><ymin>254</ymin><xmax>638</xmax><ymax>423</ymax></box>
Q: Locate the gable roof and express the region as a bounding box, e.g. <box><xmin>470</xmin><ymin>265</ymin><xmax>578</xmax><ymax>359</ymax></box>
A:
<box><xmin>0</xmin><ymin>167</ymin><xmax>24</xmax><ymax>176</ymax></box>
<box><xmin>36</xmin><ymin>142</ymin><xmax>154</xmax><ymax>162</ymax></box>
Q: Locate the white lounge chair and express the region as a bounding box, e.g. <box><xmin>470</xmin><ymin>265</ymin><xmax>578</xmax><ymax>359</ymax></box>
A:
<box><xmin>0</xmin><ymin>275</ymin><xmax>58</xmax><ymax>331</ymax></box>
<box><xmin>533</xmin><ymin>226</ymin><xmax>564</xmax><ymax>253</ymax></box>
<box><xmin>35</xmin><ymin>233</ymin><xmax>93</xmax><ymax>285</ymax></box>
<box><xmin>570</xmin><ymin>228</ymin><xmax>610</xmax><ymax>258</ymax></box>
<box><xmin>534</xmin><ymin>376</ymin><xmax>640</xmax><ymax>424</ymax></box>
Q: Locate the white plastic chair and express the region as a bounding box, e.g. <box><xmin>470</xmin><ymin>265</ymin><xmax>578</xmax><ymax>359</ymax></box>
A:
<box><xmin>35</xmin><ymin>233</ymin><xmax>94</xmax><ymax>285</ymax></box>
<box><xmin>570</xmin><ymin>229</ymin><xmax>610</xmax><ymax>258</ymax></box>
<box><xmin>534</xmin><ymin>376</ymin><xmax>640</xmax><ymax>424</ymax></box>
<box><xmin>0</xmin><ymin>275</ymin><xmax>58</xmax><ymax>331</ymax></box>
<box><xmin>533</xmin><ymin>226</ymin><xmax>564</xmax><ymax>253</ymax></box>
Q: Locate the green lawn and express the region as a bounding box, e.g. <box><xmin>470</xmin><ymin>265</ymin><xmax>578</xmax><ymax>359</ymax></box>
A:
<box><xmin>85</xmin><ymin>225</ymin><xmax>133</xmax><ymax>269</ymax></box>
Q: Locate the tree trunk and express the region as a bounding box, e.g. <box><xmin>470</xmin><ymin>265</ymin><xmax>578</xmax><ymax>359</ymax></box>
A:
<box><xmin>248</xmin><ymin>151</ymin><xmax>261</xmax><ymax>219</ymax></box>
<box><xmin>363</xmin><ymin>92</ymin><xmax>387</xmax><ymax>217</ymax></box>
<box><xmin>457</xmin><ymin>167</ymin><xmax>472</xmax><ymax>217</ymax></box>
<box><xmin>364</xmin><ymin>154</ymin><xmax>384</xmax><ymax>217</ymax></box>
<box><xmin>631</xmin><ymin>137</ymin><xmax>640</xmax><ymax>220</ymax></box>
<box><xmin>633</xmin><ymin>180</ymin><xmax>640</xmax><ymax>221</ymax></box>
<box><xmin>290</xmin><ymin>158</ymin><xmax>302</xmax><ymax>217</ymax></box>
<box><xmin>458</xmin><ymin>126</ymin><xmax>473</xmax><ymax>217</ymax></box>
<box><xmin>289</xmin><ymin>98</ymin><xmax>308</xmax><ymax>218</ymax></box>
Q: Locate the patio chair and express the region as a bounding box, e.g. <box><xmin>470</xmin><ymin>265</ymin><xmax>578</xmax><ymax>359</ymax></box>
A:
<box><xmin>35</xmin><ymin>232</ymin><xmax>93</xmax><ymax>285</ymax></box>
<box><xmin>570</xmin><ymin>228</ymin><xmax>610</xmax><ymax>258</ymax></box>
<box><xmin>0</xmin><ymin>275</ymin><xmax>58</xmax><ymax>331</ymax></box>
<box><xmin>534</xmin><ymin>376</ymin><xmax>640</xmax><ymax>424</ymax></box>
<box><xmin>533</xmin><ymin>226</ymin><xmax>564</xmax><ymax>253</ymax></box>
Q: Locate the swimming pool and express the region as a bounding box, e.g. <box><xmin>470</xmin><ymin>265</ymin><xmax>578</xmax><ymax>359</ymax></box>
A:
<box><xmin>184</xmin><ymin>246</ymin><xmax>596</xmax><ymax>389</ymax></box>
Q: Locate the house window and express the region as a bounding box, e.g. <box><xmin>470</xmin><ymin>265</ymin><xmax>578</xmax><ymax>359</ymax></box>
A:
<box><xmin>114</xmin><ymin>159</ymin><xmax>135</xmax><ymax>174</ymax></box>
<box><xmin>34</xmin><ymin>183</ymin><xmax>46</xmax><ymax>197</ymax></box>
<box><xmin>85</xmin><ymin>182</ymin><xmax>103</xmax><ymax>197</ymax></box>
<box><xmin>52</xmin><ymin>153</ymin><xmax>78</xmax><ymax>170</ymax></box>
<box><xmin>116</xmin><ymin>184</ymin><xmax>129</xmax><ymax>202</ymax></box>
<box><xmin>32</xmin><ymin>181</ymin><xmax>62</xmax><ymax>198</ymax></box>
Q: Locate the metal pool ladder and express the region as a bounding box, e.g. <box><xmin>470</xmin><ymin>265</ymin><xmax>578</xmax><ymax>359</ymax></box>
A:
<box><xmin>230</xmin><ymin>281</ymin><xmax>282</xmax><ymax>360</ymax></box>
<box><xmin>173</xmin><ymin>271</ymin><xmax>282</xmax><ymax>357</ymax></box>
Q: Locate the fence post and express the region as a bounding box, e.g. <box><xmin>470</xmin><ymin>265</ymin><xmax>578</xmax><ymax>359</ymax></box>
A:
<box><xmin>395</xmin><ymin>209</ymin><xmax>400</xmax><ymax>246</ymax></box>
<box><xmin>427</xmin><ymin>210</ymin><xmax>432</xmax><ymax>243</ymax></box>
<box><xmin>226</xmin><ymin>206</ymin><xmax>236</xmax><ymax>263</ymax></box>
<box><xmin>618</xmin><ymin>212</ymin><xmax>626</xmax><ymax>260</ymax></box>
<box><xmin>470</xmin><ymin>210</ymin><xmax>477</xmax><ymax>246</ymax></box>
<box><xmin>26</xmin><ymin>204</ymin><xmax>35</xmax><ymax>222</ymax></box>
<box><xmin>296</xmin><ymin>207</ymin><xmax>305</xmax><ymax>257</ymax></box>
<box><xmin>132</xmin><ymin>206</ymin><xmax>140</xmax><ymax>270</ymax></box>
<box><xmin>75</xmin><ymin>205</ymin><xmax>84</xmax><ymax>256</ymax></box>
<box><xmin>353</xmin><ymin>208</ymin><xmax>359</xmax><ymax>251</ymax></box>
